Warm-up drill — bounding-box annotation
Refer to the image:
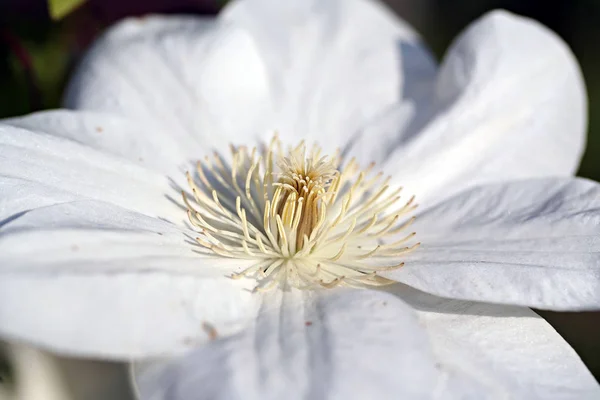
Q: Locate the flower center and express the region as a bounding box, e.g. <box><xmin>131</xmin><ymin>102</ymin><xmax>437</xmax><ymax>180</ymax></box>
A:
<box><xmin>183</xmin><ymin>136</ymin><xmax>419</xmax><ymax>291</ymax></box>
<box><xmin>272</xmin><ymin>143</ymin><xmax>338</xmax><ymax>251</ymax></box>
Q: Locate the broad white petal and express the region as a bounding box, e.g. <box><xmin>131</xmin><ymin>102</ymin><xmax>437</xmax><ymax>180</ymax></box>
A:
<box><xmin>390</xmin><ymin>285</ymin><xmax>600</xmax><ymax>399</ymax></box>
<box><xmin>64</xmin><ymin>15</ymin><xmax>271</xmax><ymax>150</ymax></box>
<box><xmin>374</xmin><ymin>10</ymin><xmax>586</xmax><ymax>203</ymax></box>
<box><xmin>4</xmin><ymin>110</ymin><xmax>188</xmax><ymax>175</ymax></box>
<box><xmin>0</xmin><ymin>200</ymin><xmax>258</xmax><ymax>358</ymax></box>
<box><xmin>136</xmin><ymin>290</ymin><xmax>584</xmax><ymax>400</ymax></box>
<box><xmin>382</xmin><ymin>178</ymin><xmax>600</xmax><ymax>310</ymax></box>
<box><xmin>65</xmin><ymin>0</ymin><xmax>436</xmax><ymax>154</ymax></box>
<box><xmin>133</xmin><ymin>289</ymin><xmax>472</xmax><ymax>399</ymax></box>
<box><xmin>222</xmin><ymin>0</ymin><xmax>436</xmax><ymax>151</ymax></box>
<box><xmin>0</xmin><ymin>123</ymin><xmax>184</xmax><ymax>222</ymax></box>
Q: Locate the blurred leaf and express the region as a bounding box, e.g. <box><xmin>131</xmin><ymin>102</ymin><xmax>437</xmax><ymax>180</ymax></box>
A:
<box><xmin>48</xmin><ymin>0</ymin><xmax>86</xmax><ymax>20</ymax></box>
<box><xmin>22</xmin><ymin>31</ymin><xmax>71</xmax><ymax>110</ymax></box>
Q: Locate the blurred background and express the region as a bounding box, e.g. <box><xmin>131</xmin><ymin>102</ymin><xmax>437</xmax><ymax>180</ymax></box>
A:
<box><xmin>0</xmin><ymin>0</ymin><xmax>598</xmax><ymax>385</ymax></box>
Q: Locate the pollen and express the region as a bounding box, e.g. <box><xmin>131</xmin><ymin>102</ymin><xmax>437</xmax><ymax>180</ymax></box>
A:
<box><xmin>183</xmin><ymin>135</ymin><xmax>419</xmax><ymax>291</ymax></box>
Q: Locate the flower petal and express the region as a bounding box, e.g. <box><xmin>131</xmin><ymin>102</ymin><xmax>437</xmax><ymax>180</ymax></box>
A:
<box><xmin>133</xmin><ymin>288</ymin><xmax>598</xmax><ymax>399</ymax></box>
<box><xmin>390</xmin><ymin>285</ymin><xmax>600</xmax><ymax>398</ymax></box>
<box><xmin>373</xmin><ymin>10</ymin><xmax>586</xmax><ymax>203</ymax></box>
<box><xmin>63</xmin><ymin>13</ymin><xmax>271</xmax><ymax>150</ymax></box>
<box><xmin>0</xmin><ymin>200</ymin><xmax>259</xmax><ymax>358</ymax></box>
<box><xmin>4</xmin><ymin>110</ymin><xmax>189</xmax><ymax>175</ymax></box>
<box><xmin>0</xmin><ymin>123</ymin><xmax>184</xmax><ymax>222</ymax></box>
<box><xmin>221</xmin><ymin>0</ymin><xmax>436</xmax><ymax>151</ymax></box>
<box><xmin>64</xmin><ymin>14</ymin><xmax>272</xmax><ymax>150</ymax></box>
<box><xmin>133</xmin><ymin>289</ymin><xmax>482</xmax><ymax>399</ymax></box>
<box><xmin>65</xmin><ymin>0</ymin><xmax>436</xmax><ymax>153</ymax></box>
<box><xmin>382</xmin><ymin>178</ymin><xmax>600</xmax><ymax>310</ymax></box>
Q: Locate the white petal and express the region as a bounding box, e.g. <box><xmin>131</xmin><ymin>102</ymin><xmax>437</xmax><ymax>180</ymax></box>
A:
<box><xmin>383</xmin><ymin>178</ymin><xmax>600</xmax><ymax>310</ymax></box>
<box><xmin>133</xmin><ymin>290</ymin><xmax>465</xmax><ymax>399</ymax></box>
<box><xmin>4</xmin><ymin>110</ymin><xmax>188</xmax><ymax>175</ymax></box>
<box><xmin>221</xmin><ymin>0</ymin><xmax>436</xmax><ymax>151</ymax></box>
<box><xmin>132</xmin><ymin>288</ymin><xmax>577</xmax><ymax>400</ymax></box>
<box><xmin>391</xmin><ymin>285</ymin><xmax>600</xmax><ymax>399</ymax></box>
<box><xmin>0</xmin><ymin>200</ymin><xmax>259</xmax><ymax>358</ymax></box>
<box><xmin>375</xmin><ymin>10</ymin><xmax>586</xmax><ymax>203</ymax></box>
<box><xmin>65</xmin><ymin>0</ymin><xmax>436</xmax><ymax>154</ymax></box>
<box><xmin>0</xmin><ymin>123</ymin><xmax>184</xmax><ymax>222</ymax></box>
<box><xmin>63</xmin><ymin>14</ymin><xmax>271</xmax><ymax>150</ymax></box>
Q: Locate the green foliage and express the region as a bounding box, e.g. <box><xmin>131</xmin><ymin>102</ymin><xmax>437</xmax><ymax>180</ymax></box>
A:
<box><xmin>48</xmin><ymin>0</ymin><xmax>87</xmax><ymax>20</ymax></box>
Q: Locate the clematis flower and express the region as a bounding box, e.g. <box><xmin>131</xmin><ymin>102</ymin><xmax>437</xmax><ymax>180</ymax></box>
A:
<box><xmin>0</xmin><ymin>0</ymin><xmax>599</xmax><ymax>398</ymax></box>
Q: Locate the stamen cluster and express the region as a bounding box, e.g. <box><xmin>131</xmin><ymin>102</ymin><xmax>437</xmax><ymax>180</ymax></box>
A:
<box><xmin>183</xmin><ymin>136</ymin><xmax>419</xmax><ymax>291</ymax></box>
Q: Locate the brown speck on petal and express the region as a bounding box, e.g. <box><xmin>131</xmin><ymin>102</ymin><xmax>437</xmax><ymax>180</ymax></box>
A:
<box><xmin>305</xmin><ymin>321</ymin><xmax>313</xmax><ymax>326</ymax></box>
<box><xmin>96</xmin><ymin>127</ymin><xmax>103</xmax><ymax>132</ymax></box>
<box><xmin>202</xmin><ymin>321</ymin><xmax>218</xmax><ymax>340</ymax></box>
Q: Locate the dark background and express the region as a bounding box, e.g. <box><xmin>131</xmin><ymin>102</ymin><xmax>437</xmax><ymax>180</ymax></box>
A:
<box><xmin>0</xmin><ymin>0</ymin><xmax>598</xmax><ymax>381</ymax></box>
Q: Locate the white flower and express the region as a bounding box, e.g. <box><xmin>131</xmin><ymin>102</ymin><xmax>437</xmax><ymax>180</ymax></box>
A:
<box><xmin>0</xmin><ymin>0</ymin><xmax>599</xmax><ymax>398</ymax></box>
